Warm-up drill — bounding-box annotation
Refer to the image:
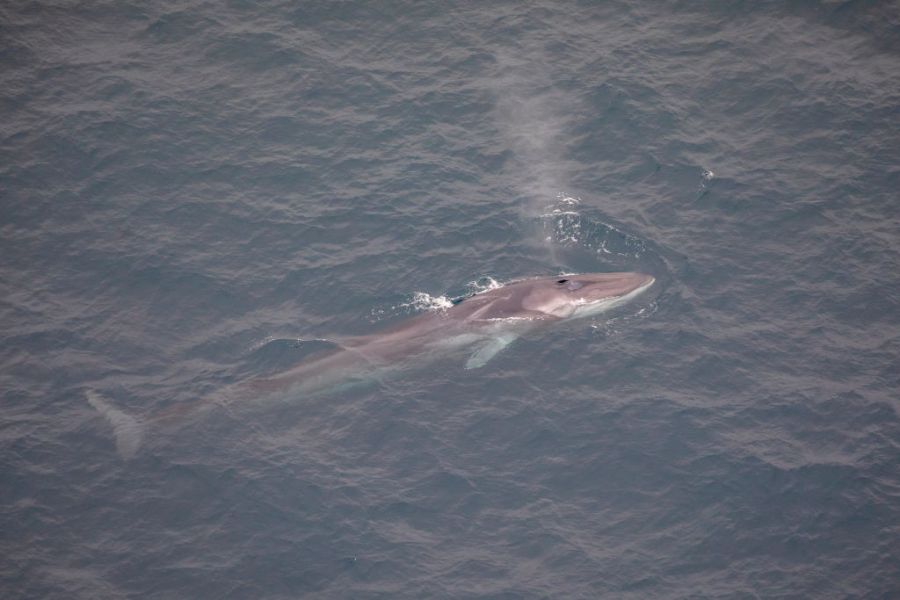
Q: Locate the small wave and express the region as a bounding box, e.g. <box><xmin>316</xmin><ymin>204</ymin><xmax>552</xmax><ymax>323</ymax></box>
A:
<box><xmin>541</xmin><ymin>193</ymin><xmax>581</xmax><ymax>212</ymax></box>
<box><xmin>538</xmin><ymin>193</ymin><xmax>646</xmax><ymax>259</ymax></box>
<box><xmin>590</xmin><ymin>299</ymin><xmax>659</xmax><ymax>335</ymax></box>
<box><xmin>539</xmin><ymin>194</ymin><xmax>583</xmax><ymax>245</ymax></box>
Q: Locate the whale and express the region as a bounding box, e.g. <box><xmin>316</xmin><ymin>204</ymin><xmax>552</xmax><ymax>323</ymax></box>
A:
<box><xmin>87</xmin><ymin>272</ymin><xmax>654</xmax><ymax>457</ymax></box>
<box><xmin>243</xmin><ymin>271</ymin><xmax>655</xmax><ymax>397</ymax></box>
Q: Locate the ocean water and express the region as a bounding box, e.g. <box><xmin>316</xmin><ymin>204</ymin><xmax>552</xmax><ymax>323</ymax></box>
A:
<box><xmin>2</xmin><ymin>1</ymin><xmax>899</xmax><ymax>598</ymax></box>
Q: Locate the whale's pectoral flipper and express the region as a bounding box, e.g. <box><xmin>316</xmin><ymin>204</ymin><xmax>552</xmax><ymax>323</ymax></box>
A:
<box><xmin>465</xmin><ymin>333</ymin><xmax>519</xmax><ymax>369</ymax></box>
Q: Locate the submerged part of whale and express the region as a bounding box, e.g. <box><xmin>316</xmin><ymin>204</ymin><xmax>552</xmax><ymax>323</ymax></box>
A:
<box><xmin>88</xmin><ymin>272</ymin><xmax>654</xmax><ymax>458</ymax></box>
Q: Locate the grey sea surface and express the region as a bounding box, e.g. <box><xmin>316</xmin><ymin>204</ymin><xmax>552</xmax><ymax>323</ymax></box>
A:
<box><xmin>2</xmin><ymin>1</ymin><xmax>899</xmax><ymax>598</ymax></box>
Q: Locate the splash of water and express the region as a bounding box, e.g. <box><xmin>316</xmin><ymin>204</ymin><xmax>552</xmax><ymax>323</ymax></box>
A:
<box><xmin>466</xmin><ymin>276</ymin><xmax>502</xmax><ymax>295</ymax></box>
<box><xmin>401</xmin><ymin>292</ymin><xmax>455</xmax><ymax>312</ymax></box>
<box><xmin>699</xmin><ymin>167</ymin><xmax>715</xmax><ymax>194</ymax></box>
<box><xmin>490</xmin><ymin>50</ymin><xmax>582</xmax><ymax>206</ymax></box>
<box><xmin>538</xmin><ymin>193</ymin><xmax>647</xmax><ymax>260</ymax></box>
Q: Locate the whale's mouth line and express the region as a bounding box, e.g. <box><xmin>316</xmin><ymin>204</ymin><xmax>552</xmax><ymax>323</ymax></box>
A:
<box><xmin>570</xmin><ymin>276</ymin><xmax>655</xmax><ymax>316</ymax></box>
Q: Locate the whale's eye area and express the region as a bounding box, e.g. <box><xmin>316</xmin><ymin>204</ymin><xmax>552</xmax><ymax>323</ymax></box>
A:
<box><xmin>557</xmin><ymin>279</ymin><xmax>568</xmax><ymax>284</ymax></box>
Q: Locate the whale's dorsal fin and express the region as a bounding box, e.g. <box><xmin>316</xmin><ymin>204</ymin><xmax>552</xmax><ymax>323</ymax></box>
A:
<box><xmin>465</xmin><ymin>333</ymin><xmax>519</xmax><ymax>369</ymax></box>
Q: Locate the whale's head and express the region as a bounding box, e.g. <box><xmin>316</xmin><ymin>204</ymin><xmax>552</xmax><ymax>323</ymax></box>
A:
<box><xmin>522</xmin><ymin>272</ymin><xmax>655</xmax><ymax>319</ymax></box>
